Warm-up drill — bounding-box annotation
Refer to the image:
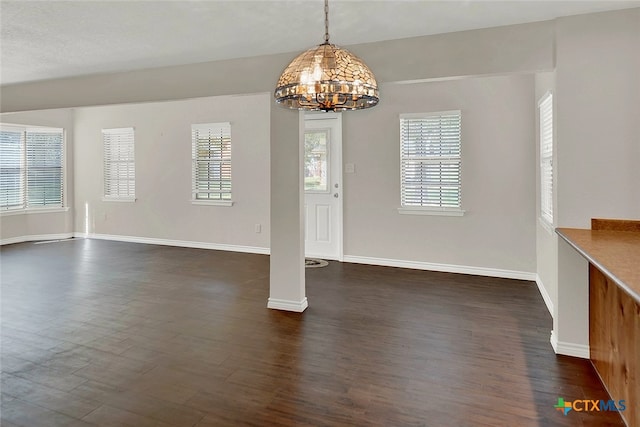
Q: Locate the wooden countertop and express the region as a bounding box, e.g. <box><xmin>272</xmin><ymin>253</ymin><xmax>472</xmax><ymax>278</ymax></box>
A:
<box><xmin>556</xmin><ymin>227</ymin><xmax>640</xmax><ymax>304</ymax></box>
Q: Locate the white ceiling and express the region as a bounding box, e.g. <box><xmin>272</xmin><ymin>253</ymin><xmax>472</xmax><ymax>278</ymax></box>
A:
<box><xmin>1</xmin><ymin>0</ymin><xmax>639</xmax><ymax>86</ymax></box>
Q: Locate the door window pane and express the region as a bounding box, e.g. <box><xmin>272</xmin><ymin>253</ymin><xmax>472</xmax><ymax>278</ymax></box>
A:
<box><xmin>304</xmin><ymin>130</ymin><xmax>329</xmax><ymax>192</ymax></box>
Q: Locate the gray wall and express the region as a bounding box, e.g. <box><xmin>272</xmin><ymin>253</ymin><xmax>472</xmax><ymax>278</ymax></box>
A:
<box><xmin>529</xmin><ymin>9</ymin><xmax>640</xmax><ymax>354</ymax></box>
<box><xmin>551</xmin><ymin>8</ymin><xmax>640</xmax><ymax>354</ymax></box>
<box><xmin>343</xmin><ymin>75</ymin><xmax>536</xmax><ymax>274</ymax></box>
<box><xmin>556</xmin><ymin>8</ymin><xmax>640</xmax><ymax>228</ymax></box>
<box><xmin>73</xmin><ymin>94</ymin><xmax>271</xmax><ymax>249</ymax></box>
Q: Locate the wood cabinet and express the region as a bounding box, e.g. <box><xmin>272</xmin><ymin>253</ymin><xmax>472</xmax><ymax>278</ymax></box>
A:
<box><xmin>557</xmin><ymin>219</ymin><xmax>640</xmax><ymax>427</ymax></box>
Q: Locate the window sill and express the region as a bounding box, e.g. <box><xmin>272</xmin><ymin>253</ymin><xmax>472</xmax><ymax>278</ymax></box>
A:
<box><xmin>191</xmin><ymin>200</ymin><xmax>234</xmax><ymax>207</ymax></box>
<box><xmin>102</xmin><ymin>197</ymin><xmax>136</xmax><ymax>202</ymax></box>
<box><xmin>1</xmin><ymin>207</ymin><xmax>70</xmax><ymax>217</ymax></box>
<box><xmin>398</xmin><ymin>207</ymin><xmax>465</xmax><ymax>217</ymax></box>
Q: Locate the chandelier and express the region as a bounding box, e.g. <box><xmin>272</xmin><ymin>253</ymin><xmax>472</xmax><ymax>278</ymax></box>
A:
<box><xmin>274</xmin><ymin>0</ymin><xmax>379</xmax><ymax>112</ymax></box>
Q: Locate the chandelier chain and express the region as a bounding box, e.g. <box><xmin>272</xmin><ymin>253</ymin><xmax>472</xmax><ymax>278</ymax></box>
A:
<box><xmin>324</xmin><ymin>0</ymin><xmax>330</xmax><ymax>44</ymax></box>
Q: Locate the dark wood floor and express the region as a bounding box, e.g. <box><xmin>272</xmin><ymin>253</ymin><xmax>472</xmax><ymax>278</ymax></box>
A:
<box><xmin>0</xmin><ymin>238</ymin><xmax>623</xmax><ymax>426</ymax></box>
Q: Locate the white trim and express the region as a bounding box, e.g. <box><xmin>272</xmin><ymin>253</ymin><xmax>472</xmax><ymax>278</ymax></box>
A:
<box><xmin>75</xmin><ymin>232</ymin><xmax>270</xmax><ymax>255</ymax></box>
<box><xmin>550</xmin><ymin>330</ymin><xmax>558</xmax><ymax>353</ymax></box>
<box><xmin>400</xmin><ymin>110</ymin><xmax>461</xmax><ymax>119</ymax></box>
<box><xmin>304</xmin><ymin>111</ymin><xmax>340</xmax><ymax>121</ymax></box>
<box><xmin>102</xmin><ymin>127</ymin><xmax>136</xmax><ymax>200</ymax></box>
<box><xmin>342</xmin><ymin>255</ymin><xmax>536</xmax><ymax>281</ymax></box>
<box><xmin>1</xmin><ymin>233</ymin><xmax>74</xmax><ymax>246</ymax></box>
<box><xmin>550</xmin><ymin>330</ymin><xmax>590</xmax><ymax>359</ymax></box>
<box><xmin>535</xmin><ymin>274</ymin><xmax>554</xmax><ymax>316</ymax></box>
<box><xmin>398</xmin><ymin>207</ymin><xmax>465</xmax><ymax>217</ymax></box>
<box><xmin>102</xmin><ymin>197</ymin><xmax>136</xmax><ymax>202</ymax></box>
<box><xmin>191</xmin><ymin>200</ymin><xmax>234</xmax><ymax>207</ymax></box>
<box><xmin>538</xmin><ymin>217</ymin><xmax>554</xmax><ymax>235</ymax></box>
<box><xmin>267</xmin><ymin>297</ymin><xmax>308</xmax><ymax>312</ymax></box>
<box><xmin>191</xmin><ymin>122</ymin><xmax>232</xmax><ymax>203</ymax></box>
<box><xmin>538</xmin><ymin>91</ymin><xmax>553</xmax><ymax>107</ymax></box>
<box><xmin>399</xmin><ymin>110</ymin><xmax>463</xmax><ymax>211</ymax></box>
<box><xmin>303</xmin><ymin>111</ymin><xmax>344</xmax><ymax>262</ymax></box>
<box><xmin>0</xmin><ymin>124</ymin><xmax>66</xmax><ymax>212</ymax></box>
<box><xmin>1</xmin><ymin>207</ymin><xmax>70</xmax><ymax>217</ymax></box>
<box><xmin>538</xmin><ymin>92</ymin><xmax>553</xmax><ymax>225</ymax></box>
<box><xmin>1</xmin><ymin>123</ymin><xmax>64</xmax><ymax>132</ymax></box>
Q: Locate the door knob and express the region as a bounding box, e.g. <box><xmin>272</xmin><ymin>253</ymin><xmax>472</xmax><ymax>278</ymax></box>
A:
<box><xmin>333</xmin><ymin>193</ymin><xmax>339</xmax><ymax>198</ymax></box>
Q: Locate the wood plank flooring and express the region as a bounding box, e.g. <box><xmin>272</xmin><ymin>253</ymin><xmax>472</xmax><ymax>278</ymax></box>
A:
<box><xmin>1</xmin><ymin>239</ymin><xmax>624</xmax><ymax>426</ymax></box>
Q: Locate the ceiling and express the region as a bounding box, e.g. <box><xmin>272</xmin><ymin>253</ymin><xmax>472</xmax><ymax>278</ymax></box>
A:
<box><xmin>1</xmin><ymin>0</ymin><xmax>639</xmax><ymax>86</ymax></box>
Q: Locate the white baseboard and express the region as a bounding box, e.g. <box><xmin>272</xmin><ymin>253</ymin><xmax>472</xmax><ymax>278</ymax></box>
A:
<box><xmin>267</xmin><ymin>297</ymin><xmax>308</xmax><ymax>312</ymax></box>
<box><xmin>535</xmin><ymin>274</ymin><xmax>554</xmax><ymax>316</ymax></box>
<box><xmin>550</xmin><ymin>330</ymin><xmax>590</xmax><ymax>359</ymax></box>
<box><xmin>75</xmin><ymin>232</ymin><xmax>270</xmax><ymax>255</ymax></box>
<box><xmin>1</xmin><ymin>233</ymin><xmax>75</xmax><ymax>246</ymax></box>
<box><xmin>342</xmin><ymin>255</ymin><xmax>536</xmax><ymax>281</ymax></box>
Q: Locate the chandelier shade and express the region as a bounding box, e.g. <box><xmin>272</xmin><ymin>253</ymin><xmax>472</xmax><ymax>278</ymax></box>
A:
<box><xmin>274</xmin><ymin>1</ymin><xmax>379</xmax><ymax>112</ymax></box>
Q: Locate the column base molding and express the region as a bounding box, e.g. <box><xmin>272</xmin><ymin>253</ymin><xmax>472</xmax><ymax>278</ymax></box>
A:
<box><xmin>267</xmin><ymin>297</ymin><xmax>308</xmax><ymax>312</ymax></box>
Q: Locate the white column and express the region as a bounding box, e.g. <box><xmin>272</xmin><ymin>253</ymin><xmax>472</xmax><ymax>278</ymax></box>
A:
<box><xmin>268</xmin><ymin>107</ymin><xmax>307</xmax><ymax>312</ymax></box>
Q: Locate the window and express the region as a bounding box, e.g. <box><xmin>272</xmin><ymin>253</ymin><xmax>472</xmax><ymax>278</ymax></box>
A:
<box><xmin>399</xmin><ymin>111</ymin><xmax>463</xmax><ymax>216</ymax></box>
<box><xmin>0</xmin><ymin>124</ymin><xmax>64</xmax><ymax>211</ymax></box>
<box><xmin>103</xmin><ymin>127</ymin><xmax>135</xmax><ymax>201</ymax></box>
<box><xmin>304</xmin><ymin>129</ymin><xmax>329</xmax><ymax>192</ymax></box>
<box><xmin>192</xmin><ymin>122</ymin><xmax>232</xmax><ymax>205</ymax></box>
<box><xmin>539</xmin><ymin>93</ymin><xmax>553</xmax><ymax>226</ymax></box>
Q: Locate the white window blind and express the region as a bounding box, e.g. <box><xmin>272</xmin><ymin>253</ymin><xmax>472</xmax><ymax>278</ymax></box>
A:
<box><xmin>192</xmin><ymin>122</ymin><xmax>232</xmax><ymax>201</ymax></box>
<box><xmin>539</xmin><ymin>93</ymin><xmax>553</xmax><ymax>225</ymax></box>
<box><xmin>400</xmin><ymin>111</ymin><xmax>462</xmax><ymax>209</ymax></box>
<box><xmin>0</xmin><ymin>125</ymin><xmax>64</xmax><ymax>211</ymax></box>
<box><xmin>103</xmin><ymin>127</ymin><xmax>135</xmax><ymax>200</ymax></box>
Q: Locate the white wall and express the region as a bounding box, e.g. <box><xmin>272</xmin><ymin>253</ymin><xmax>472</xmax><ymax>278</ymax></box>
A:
<box><xmin>0</xmin><ymin>109</ymin><xmax>75</xmax><ymax>242</ymax></box>
<box><xmin>343</xmin><ymin>75</ymin><xmax>536</xmax><ymax>275</ymax></box>
<box><xmin>556</xmin><ymin>8</ymin><xmax>640</xmax><ymax>228</ymax></box>
<box><xmin>73</xmin><ymin>93</ymin><xmax>271</xmax><ymax>250</ymax></box>
<box><xmin>552</xmin><ymin>8</ymin><xmax>640</xmax><ymax>356</ymax></box>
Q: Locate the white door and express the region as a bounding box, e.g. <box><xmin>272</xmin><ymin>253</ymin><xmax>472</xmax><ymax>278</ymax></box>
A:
<box><xmin>304</xmin><ymin>112</ymin><xmax>342</xmax><ymax>260</ymax></box>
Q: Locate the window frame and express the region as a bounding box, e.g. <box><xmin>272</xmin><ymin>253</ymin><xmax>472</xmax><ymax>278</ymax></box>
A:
<box><xmin>0</xmin><ymin>123</ymin><xmax>67</xmax><ymax>215</ymax></box>
<box><xmin>398</xmin><ymin>110</ymin><xmax>465</xmax><ymax>217</ymax></box>
<box><xmin>102</xmin><ymin>127</ymin><xmax>136</xmax><ymax>202</ymax></box>
<box><xmin>191</xmin><ymin>122</ymin><xmax>233</xmax><ymax>207</ymax></box>
<box><xmin>539</xmin><ymin>92</ymin><xmax>554</xmax><ymax>231</ymax></box>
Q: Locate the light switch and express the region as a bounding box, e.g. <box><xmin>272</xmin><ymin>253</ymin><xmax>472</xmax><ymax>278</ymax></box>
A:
<box><xmin>345</xmin><ymin>163</ymin><xmax>355</xmax><ymax>174</ymax></box>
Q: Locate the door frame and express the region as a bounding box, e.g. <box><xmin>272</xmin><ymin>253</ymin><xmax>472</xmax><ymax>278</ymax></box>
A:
<box><xmin>302</xmin><ymin>111</ymin><xmax>343</xmax><ymax>261</ymax></box>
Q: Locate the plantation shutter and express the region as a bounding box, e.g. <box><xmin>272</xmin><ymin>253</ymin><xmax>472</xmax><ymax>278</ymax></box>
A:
<box><xmin>1</xmin><ymin>125</ymin><xmax>64</xmax><ymax>211</ymax></box>
<box><xmin>539</xmin><ymin>94</ymin><xmax>553</xmax><ymax>225</ymax></box>
<box><xmin>25</xmin><ymin>129</ymin><xmax>63</xmax><ymax>207</ymax></box>
<box><xmin>192</xmin><ymin>123</ymin><xmax>232</xmax><ymax>201</ymax></box>
<box><xmin>400</xmin><ymin>111</ymin><xmax>462</xmax><ymax>208</ymax></box>
<box><xmin>103</xmin><ymin>127</ymin><xmax>135</xmax><ymax>199</ymax></box>
<box><xmin>0</xmin><ymin>129</ymin><xmax>25</xmax><ymax>209</ymax></box>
